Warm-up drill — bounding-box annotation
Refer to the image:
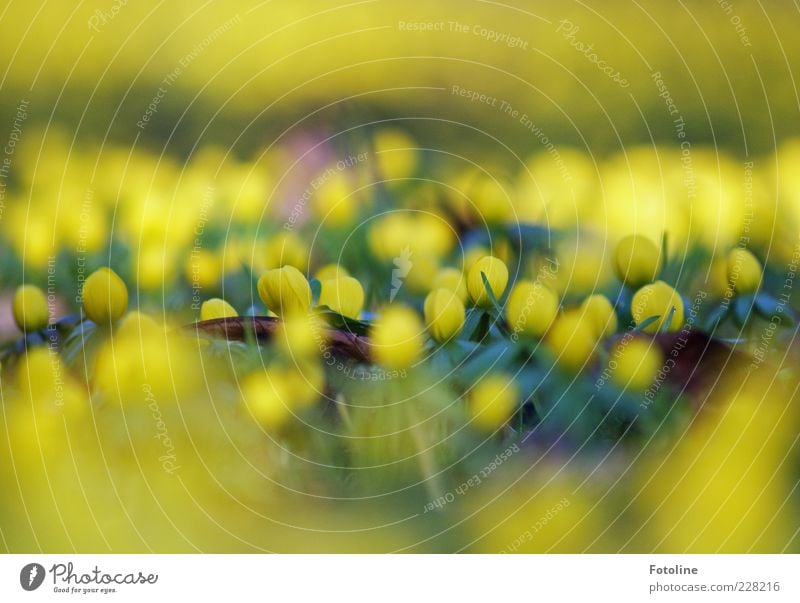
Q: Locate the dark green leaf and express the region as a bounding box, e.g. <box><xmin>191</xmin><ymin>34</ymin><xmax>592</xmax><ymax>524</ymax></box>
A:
<box><xmin>309</xmin><ymin>277</ymin><xmax>322</xmax><ymax>303</ymax></box>
<box><xmin>754</xmin><ymin>292</ymin><xmax>786</xmax><ymax>321</ymax></box>
<box><xmin>469</xmin><ymin>311</ymin><xmax>492</xmax><ymax>342</ymax></box>
<box><xmin>733</xmin><ymin>294</ymin><xmax>755</xmax><ymax>326</ymax></box>
<box><xmin>314</xmin><ymin>307</ymin><xmax>372</xmax><ymax>336</ymax></box>
<box><xmin>703</xmin><ymin>302</ymin><xmax>730</xmax><ymax>332</ymax></box>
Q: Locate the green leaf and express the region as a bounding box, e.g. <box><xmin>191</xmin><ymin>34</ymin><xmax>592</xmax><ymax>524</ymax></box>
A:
<box><xmin>460</xmin><ymin>309</ymin><xmax>482</xmax><ymax>342</ymax></box>
<box><xmin>754</xmin><ymin>292</ymin><xmax>789</xmax><ymax>322</ymax></box>
<box><xmin>448</xmin><ymin>339</ymin><xmax>480</xmax><ymax>365</ymax></box>
<box><xmin>480</xmin><ymin>271</ymin><xmax>505</xmax><ymax>315</ymax></box>
<box><xmin>633</xmin><ymin>315</ymin><xmax>661</xmax><ymax>332</ymax></box>
<box><xmin>314</xmin><ymin>307</ymin><xmax>372</xmax><ymax>336</ymax></box>
<box><xmin>430</xmin><ymin>347</ymin><xmax>453</xmax><ymax>374</ymax></box>
<box><xmin>733</xmin><ymin>294</ymin><xmax>755</xmax><ymax>326</ymax></box>
<box><xmin>460</xmin><ymin>340</ymin><xmax>513</xmax><ymax>376</ymax></box>
<box><xmin>62</xmin><ymin>320</ymin><xmax>98</xmax><ymax>365</ymax></box>
<box><xmin>469</xmin><ymin>311</ymin><xmax>492</xmax><ymax>342</ymax></box>
<box><xmin>240</xmin><ymin>260</ymin><xmax>258</xmax><ymax>287</ymax></box>
<box><xmin>507</xmin><ymin>223</ymin><xmax>558</xmax><ymax>251</ymax></box>
<box><xmin>703</xmin><ymin>302</ymin><xmax>730</xmax><ymax>332</ymax></box>
<box><xmin>660</xmin><ymin>306</ymin><xmax>677</xmax><ymax>334</ymax></box>
<box><xmin>309</xmin><ymin>277</ymin><xmax>322</xmax><ymax>303</ymax></box>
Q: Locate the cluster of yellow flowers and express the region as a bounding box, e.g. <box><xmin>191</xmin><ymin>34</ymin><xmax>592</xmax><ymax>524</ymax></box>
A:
<box><xmin>1</xmin><ymin>130</ymin><xmax>796</xmax><ymax>553</ymax></box>
<box><xmin>6</xmin><ymin>224</ymin><xmax>768</xmax><ymax>438</ymax></box>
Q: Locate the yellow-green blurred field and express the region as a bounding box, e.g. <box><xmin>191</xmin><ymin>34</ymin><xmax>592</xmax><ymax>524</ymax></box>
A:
<box><xmin>0</xmin><ymin>0</ymin><xmax>799</xmax><ymax>553</ymax></box>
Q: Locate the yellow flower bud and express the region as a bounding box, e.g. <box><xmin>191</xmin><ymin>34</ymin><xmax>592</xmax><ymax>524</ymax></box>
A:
<box><xmin>463</xmin><ymin>246</ymin><xmax>489</xmax><ymax>273</ymax></box>
<box><xmin>631</xmin><ymin>280</ymin><xmax>685</xmax><ymax>333</ymax></box>
<box><xmin>469</xmin><ymin>374</ymin><xmax>518</xmax><ymax>431</ymax></box>
<box><xmin>315</xmin><ymin>263</ymin><xmax>349</xmax><ymax>281</ymax></box>
<box><xmin>83</xmin><ymin>267</ymin><xmax>128</xmax><ymax>324</ymax></box>
<box><xmin>610</xmin><ymin>338</ymin><xmax>664</xmax><ymax>391</ymax></box>
<box><xmin>241</xmin><ymin>371</ymin><xmax>292</xmax><ymax>430</ymax></box>
<box><xmin>467</xmin><ymin>255</ymin><xmax>509</xmax><ymax>308</ymax></box>
<box><xmin>547</xmin><ymin>310</ymin><xmax>598</xmax><ymax>371</ymax></box>
<box><xmin>432</xmin><ymin>267</ymin><xmax>468</xmax><ymax>303</ymax></box>
<box><xmin>370</xmin><ymin>305</ymin><xmax>425</xmax><ymax>369</ymax></box>
<box><xmin>257</xmin><ymin>266</ymin><xmax>311</xmax><ymax>317</ymax></box>
<box><xmin>200</xmin><ymin>298</ymin><xmax>237</xmax><ymax>321</ymax></box>
<box><xmin>505</xmin><ymin>280</ymin><xmax>559</xmax><ymax>338</ymax></box>
<box><xmin>12</xmin><ymin>284</ymin><xmax>49</xmax><ymax>332</ymax></box>
<box><xmin>318</xmin><ymin>276</ymin><xmax>365</xmax><ymax>319</ymax></box>
<box><xmin>580</xmin><ymin>294</ymin><xmax>618</xmax><ymax>339</ymax></box>
<box><xmin>727</xmin><ymin>248</ymin><xmax>762</xmax><ymax>294</ymax></box>
<box><xmin>614</xmin><ymin>234</ymin><xmax>662</xmax><ymax>287</ymax></box>
<box><xmin>424</xmin><ymin>288</ymin><xmax>465</xmax><ymax>342</ymax></box>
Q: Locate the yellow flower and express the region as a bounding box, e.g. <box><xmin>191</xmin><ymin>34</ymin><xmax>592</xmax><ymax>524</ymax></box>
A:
<box><xmin>12</xmin><ymin>284</ymin><xmax>49</xmax><ymax>332</ymax></box>
<box><xmin>370</xmin><ymin>305</ymin><xmax>424</xmax><ymax>369</ymax></box>
<box><xmin>135</xmin><ymin>245</ymin><xmax>176</xmax><ymax>290</ymax></box>
<box><xmin>374</xmin><ymin>128</ymin><xmax>417</xmax><ymax>181</ymax></box>
<box><xmin>416</xmin><ymin>214</ymin><xmax>455</xmax><ymax>257</ymax></box>
<box><xmin>467</xmin><ymin>174</ymin><xmax>514</xmax><ymax>223</ymax></box>
<box><xmin>462</xmin><ymin>246</ymin><xmax>489</xmax><ymax>273</ymax></box>
<box><xmin>200</xmin><ymin>298</ymin><xmax>237</xmax><ymax>321</ymax></box>
<box><xmin>313</xmin><ymin>168</ymin><xmax>358</xmax><ymax>226</ymax></box>
<box><xmin>727</xmin><ymin>248</ymin><xmax>762</xmax><ymax>294</ymax></box>
<box><xmin>580</xmin><ymin>294</ymin><xmax>618</xmax><ymax>339</ymax></box>
<box><xmin>506</xmin><ymin>280</ymin><xmax>559</xmax><ymax>338</ymax></box>
<box><xmin>83</xmin><ymin>267</ymin><xmax>128</xmax><ymax>324</ymax></box>
<box><xmin>705</xmin><ymin>256</ymin><xmax>732</xmax><ymax>298</ymax></box>
<box><xmin>118</xmin><ymin>311</ymin><xmax>160</xmax><ymax>335</ymax></box>
<box><xmin>404</xmin><ymin>253</ymin><xmax>440</xmax><ymax>293</ymax></box>
<box><xmin>469</xmin><ymin>374</ymin><xmax>518</xmax><ymax>431</ymax></box>
<box><xmin>276</xmin><ymin>315</ymin><xmax>324</xmax><ymax>359</ymax></box>
<box><xmin>263</xmin><ymin>231</ymin><xmax>308</xmax><ymax>270</ymax></box>
<box><xmin>610</xmin><ymin>338</ymin><xmax>664</xmax><ymax>391</ymax></box>
<box><xmin>614</xmin><ymin>234</ymin><xmax>662</xmax><ymax>287</ymax></box>
<box><xmin>367</xmin><ymin>214</ymin><xmax>414</xmax><ymax>261</ymax></box>
<box><xmin>547</xmin><ymin>310</ymin><xmax>598</xmax><ymax>371</ymax></box>
<box><xmin>257</xmin><ymin>266</ymin><xmax>311</xmax><ymax>317</ymax></box>
<box><xmin>92</xmin><ymin>318</ymin><xmax>198</xmax><ymax>402</ymax></box>
<box><xmin>631</xmin><ymin>281</ymin><xmax>684</xmax><ymax>333</ymax></box>
<box><xmin>318</xmin><ymin>276</ymin><xmax>365</xmax><ymax>319</ymax></box>
<box><xmin>185</xmin><ymin>249</ymin><xmax>222</xmax><ymax>289</ymax></box>
<box><xmin>424</xmin><ymin>288</ymin><xmax>465</xmax><ymax>342</ymax></box>
<box><xmin>241</xmin><ymin>371</ymin><xmax>292</xmax><ymax>430</ymax></box>
<box><xmin>315</xmin><ymin>263</ymin><xmax>349</xmax><ymax>281</ymax></box>
<box><xmin>467</xmin><ymin>255</ymin><xmax>509</xmax><ymax>308</ymax></box>
<box><xmin>282</xmin><ymin>360</ymin><xmax>325</xmax><ymax>408</ymax></box>
<box><xmin>431</xmin><ymin>267</ymin><xmax>468</xmax><ymax>303</ymax></box>
<box><xmin>552</xmin><ymin>238</ymin><xmax>613</xmax><ymax>296</ymax></box>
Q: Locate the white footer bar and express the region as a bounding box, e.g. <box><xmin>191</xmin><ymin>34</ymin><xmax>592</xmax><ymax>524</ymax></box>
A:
<box><xmin>0</xmin><ymin>554</ymin><xmax>796</xmax><ymax>602</ymax></box>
